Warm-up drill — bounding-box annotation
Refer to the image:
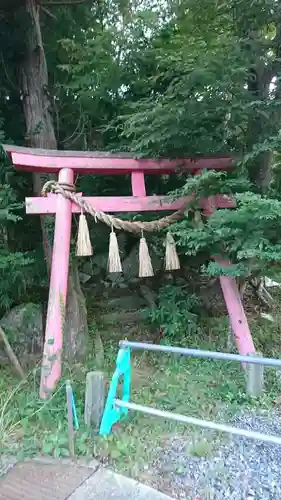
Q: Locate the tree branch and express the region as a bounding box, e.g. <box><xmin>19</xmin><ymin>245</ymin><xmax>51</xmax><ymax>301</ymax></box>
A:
<box><xmin>41</xmin><ymin>0</ymin><xmax>90</xmax><ymax>4</ymax></box>
<box><xmin>40</xmin><ymin>4</ymin><xmax>57</xmax><ymax>18</ymax></box>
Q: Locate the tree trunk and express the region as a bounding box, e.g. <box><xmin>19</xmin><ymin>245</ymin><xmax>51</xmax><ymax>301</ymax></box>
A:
<box><xmin>246</xmin><ymin>63</ymin><xmax>273</xmax><ymax>193</ymax></box>
<box><xmin>64</xmin><ymin>260</ymin><xmax>89</xmax><ymax>360</ymax></box>
<box><xmin>18</xmin><ymin>0</ymin><xmax>89</xmax><ymax>360</ymax></box>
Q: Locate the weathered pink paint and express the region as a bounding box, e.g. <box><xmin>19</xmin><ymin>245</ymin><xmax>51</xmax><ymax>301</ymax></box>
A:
<box><xmin>219</xmin><ymin>274</ymin><xmax>255</xmax><ymax>358</ymax></box>
<box><xmin>40</xmin><ymin>168</ymin><xmax>74</xmax><ymax>398</ymax></box>
<box><xmin>203</xmin><ymin>190</ymin><xmax>256</xmax><ymax>362</ymax></box>
<box><xmin>131</xmin><ymin>172</ymin><xmax>146</xmax><ymax>196</ymax></box>
<box><xmin>8</xmin><ymin>149</ymin><xmax>233</xmax><ymax>174</ymax></box>
<box><xmin>26</xmin><ymin>194</ymin><xmax>236</xmax><ymax>215</ymax></box>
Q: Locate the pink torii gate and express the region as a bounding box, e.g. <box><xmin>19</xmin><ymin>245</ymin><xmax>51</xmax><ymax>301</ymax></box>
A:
<box><xmin>6</xmin><ymin>146</ymin><xmax>255</xmax><ymax>398</ymax></box>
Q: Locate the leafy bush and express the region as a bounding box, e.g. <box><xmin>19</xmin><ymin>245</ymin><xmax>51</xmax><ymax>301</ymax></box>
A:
<box><xmin>149</xmin><ymin>284</ymin><xmax>201</xmax><ymax>342</ymax></box>
<box><xmin>0</xmin><ymin>146</ymin><xmax>34</xmax><ymax>310</ymax></box>
<box><xmin>169</xmin><ymin>169</ymin><xmax>281</xmax><ymax>282</ymax></box>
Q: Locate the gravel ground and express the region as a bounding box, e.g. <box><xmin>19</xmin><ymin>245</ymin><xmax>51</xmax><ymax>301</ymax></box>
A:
<box><xmin>156</xmin><ymin>409</ymin><xmax>281</xmax><ymax>499</ymax></box>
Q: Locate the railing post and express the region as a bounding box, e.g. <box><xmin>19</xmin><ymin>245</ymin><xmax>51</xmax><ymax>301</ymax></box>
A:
<box><xmin>40</xmin><ymin>168</ymin><xmax>74</xmax><ymax>398</ymax></box>
<box><xmin>246</xmin><ymin>352</ymin><xmax>264</xmax><ymax>397</ymax></box>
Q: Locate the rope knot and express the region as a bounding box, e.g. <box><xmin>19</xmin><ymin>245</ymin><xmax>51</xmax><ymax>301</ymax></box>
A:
<box><xmin>41</xmin><ymin>180</ymin><xmax>57</xmax><ymax>196</ymax></box>
<box><xmin>41</xmin><ymin>181</ymin><xmax>76</xmax><ymax>197</ymax></box>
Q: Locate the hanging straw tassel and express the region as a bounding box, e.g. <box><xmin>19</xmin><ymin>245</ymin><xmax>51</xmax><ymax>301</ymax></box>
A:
<box><xmin>108</xmin><ymin>228</ymin><xmax>122</xmax><ymax>273</ymax></box>
<box><xmin>76</xmin><ymin>211</ymin><xmax>93</xmax><ymax>256</ymax></box>
<box><xmin>165</xmin><ymin>232</ymin><xmax>180</xmax><ymax>271</ymax></box>
<box><xmin>139</xmin><ymin>233</ymin><xmax>154</xmax><ymax>278</ymax></box>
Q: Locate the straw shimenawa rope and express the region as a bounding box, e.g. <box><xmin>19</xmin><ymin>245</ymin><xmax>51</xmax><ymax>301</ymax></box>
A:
<box><xmin>41</xmin><ymin>180</ymin><xmax>185</xmax><ymax>234</ymax></box>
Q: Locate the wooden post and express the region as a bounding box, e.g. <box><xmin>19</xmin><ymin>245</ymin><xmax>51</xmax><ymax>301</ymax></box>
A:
<box><xmin>0</xmin><ymin>326</ymin><xmax>25</xmax><ymax>379</ymax></box>
<box><xmin>246</xmin><ymin>352</ymin><xmax>264</xmax><ymax>397</ymax></box>
<box><xmin>66</xmin><ymin>380</ymin><xmax>75</xmax><ymax>458</ymax></box>
<box><xmin>84</xmin><ymin>371</ymin><xmax>105</xmax><ymax>432</ymax></box>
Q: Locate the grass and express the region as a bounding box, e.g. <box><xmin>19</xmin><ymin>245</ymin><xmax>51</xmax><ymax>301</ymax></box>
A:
<box><xmin>187</xmin><ymin>438</ymin><xmax>214</xmax><ymax>458</ymax></box>
<box><xmin>0</xmin><ymin>313</ymin><xmax>281</xmax><ymax>481</ymax></box>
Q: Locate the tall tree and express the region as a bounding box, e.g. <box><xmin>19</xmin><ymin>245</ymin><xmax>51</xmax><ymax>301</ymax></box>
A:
<box><xmin>2</xmin><ymin>0</ymin><xmax>90</xmax><ymax>359</ymax></box>
<box><xmin>109</xmin><ymin>0</ymin><xmax>281</xmax><ymax>192</ymax></box>
<box><xmin>58</xmin><ymin>0</ymin><xmax>281</xmax><ymax>290</ymax></box>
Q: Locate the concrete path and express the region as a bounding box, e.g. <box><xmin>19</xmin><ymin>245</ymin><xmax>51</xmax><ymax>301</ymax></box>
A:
<box><xmin>0</xmin><ymin>457</ymin><xmax>173</xmax><ymax>500</ymax></box>
<box><xmin>69</xmin><ymin>465</ymin><xmax>173</xmax><ymax>500</ymax></box>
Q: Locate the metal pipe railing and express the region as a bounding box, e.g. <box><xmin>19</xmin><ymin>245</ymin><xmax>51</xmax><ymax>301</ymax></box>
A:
<box><xmin>115</xmin><ymin>399</ymin><xmax>281</xmax><ymax>446</ymax></box>
<box><xmin>119</xmin><ymin>341</ymin><xmax>281</xmax><ymax>368</ymax></box>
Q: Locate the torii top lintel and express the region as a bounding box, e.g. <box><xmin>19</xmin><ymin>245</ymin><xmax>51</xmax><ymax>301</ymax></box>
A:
<box><xmin>4</xmin><ymin>145</ymin><xmax>235</xmax><ymax>213</ymax></box>
<box><xmin>4</xmin><ymin>145</ymin><xmax>233</xmax><ymax>175</ymax></box>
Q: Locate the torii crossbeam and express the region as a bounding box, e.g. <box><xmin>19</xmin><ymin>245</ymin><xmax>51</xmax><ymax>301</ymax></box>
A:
<box><xmin>5</xmin><ymin>146</ymin><xmax>255</xmax><ymax>397</ymax></box>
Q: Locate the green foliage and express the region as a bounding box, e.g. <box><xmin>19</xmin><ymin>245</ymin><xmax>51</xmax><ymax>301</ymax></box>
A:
<box><xmin>54</xmin><ymin>0</ymin><xmax>281</xmax><ymax>289</ymax></box>
<box><xmin>187</xmin><ymin>437</ymin><xmax>214</xmax><ymax>458</ymax></box>
<box><xmin>113</xmin><ymin>3</ymin><xmax>250</xmax><ymax>155</ymax></box>
<box><xmin>149</xmin><ymin>284</ymin><xmax>200</xmax><ymax>341</ymax></box>
<box><xmin>0</xmin><ymin>151</ymin><xmax>35</xmax><ymax>309</ymax></box>
<box><xmin>170</xmin><ymin>169</ymin><xmax>281</xmax><ymax>279</ymax></box>
<box><xmin>0</xmin><ymin>252</ymin><xmax>34</xmax><ymax>310</ymax></box>
<box><xmin>42</xmin><ymin>424</ymin><xmax>69</xmax><ymax>458</ymax></box>
<box><xmin>0</xmin><ymin>183</ymin><xmax>22</xmax><ymax>222</ymax></box>
<box><xmin>171</xmin><ymin>169</ymin><xmax>251</xmax><ymax>201</ymax></box>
